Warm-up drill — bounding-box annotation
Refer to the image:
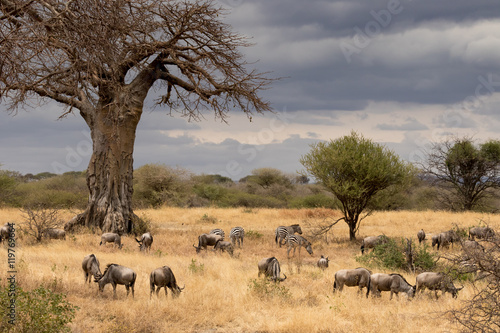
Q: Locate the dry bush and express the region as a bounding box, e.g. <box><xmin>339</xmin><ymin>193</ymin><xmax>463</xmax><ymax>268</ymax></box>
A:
<box><xmin>1</xmin><ymin>208</ymin><xmax>499</xmax><ymax>332</ymax></box>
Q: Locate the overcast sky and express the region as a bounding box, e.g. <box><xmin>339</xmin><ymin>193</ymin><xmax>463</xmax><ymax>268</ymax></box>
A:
<box><xmin>1</xmin><ymin>0</ymin><xmax>500</xmax><ymax>180</ymax></box>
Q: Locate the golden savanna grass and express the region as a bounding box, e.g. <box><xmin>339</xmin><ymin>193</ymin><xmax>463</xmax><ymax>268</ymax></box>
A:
<box><xmin>1</xmin><ymin>207</ymin><xmax>499</xmax><ymax>333</ymax></box>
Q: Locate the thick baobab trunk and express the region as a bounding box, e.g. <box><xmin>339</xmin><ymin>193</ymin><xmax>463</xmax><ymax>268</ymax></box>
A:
<box><xmin>65</xmin><ymin>99</ymin><xmax>143</xmax><ymax>234</ymax></box>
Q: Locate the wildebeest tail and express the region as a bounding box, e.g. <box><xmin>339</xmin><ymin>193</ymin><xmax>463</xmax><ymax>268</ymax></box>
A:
<box><xmin>366</xmin><ymin>276</ymin><xmax>371</xmax><ymax>298</ymax></box>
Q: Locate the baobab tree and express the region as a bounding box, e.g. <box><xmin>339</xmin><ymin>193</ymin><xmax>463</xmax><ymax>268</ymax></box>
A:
<box><xmin>0</xmin><ymin>0</ymin><xmax>273</xmax><ymax>233</ymax></box>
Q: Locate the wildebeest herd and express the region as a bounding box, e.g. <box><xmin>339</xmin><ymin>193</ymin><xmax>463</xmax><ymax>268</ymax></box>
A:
<box><xmin>17</xmin><ymin>221</ymin><xmax>495</xmax><ymax>301</ymax></box>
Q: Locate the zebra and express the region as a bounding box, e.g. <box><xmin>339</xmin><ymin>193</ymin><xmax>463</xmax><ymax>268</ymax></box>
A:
<box><xmin>210</xmin><ymin>228</ymin><xmax>225</xmax><ymax>240</ymax></box>
<box><xmin>230</xmin><ymin>227</ymin><xmax>245</xmax><ymax>248</ymax></box>
<box><xmin>286</xmin><ymin>234</ymin><xmax>313</xmax><ymax>258</ymax></box>
<box><xmin>275</xmin><ymin>224</ymin><xmax>302</xmax><ymax>247</ymax></box>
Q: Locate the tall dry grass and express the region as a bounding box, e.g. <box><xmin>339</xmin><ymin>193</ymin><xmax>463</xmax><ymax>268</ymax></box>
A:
<box><xmin>1</xmin><ymin>207</ymin><xmax>499</xmax><ymax>333</ymax></box>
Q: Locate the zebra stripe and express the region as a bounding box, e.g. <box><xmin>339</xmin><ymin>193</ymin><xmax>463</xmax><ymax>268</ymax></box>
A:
<box><xmin>230</xmin><ymin>227</ymin><xmax>245</xmax><ymax>248</ymax></box>
<box><xmin>210</xmin><ymin>229</ymin><xmax>225</xmax><ymax>240</ymax></box>
<box><xmin>275</xmin><ymin>224</ymin><xmax>302</xmax><ymax>247</ymax></box>
<box><xmin>286</xmin><ymin>234</ymin><xmax>313</xmax><ymax>258</ymax></box>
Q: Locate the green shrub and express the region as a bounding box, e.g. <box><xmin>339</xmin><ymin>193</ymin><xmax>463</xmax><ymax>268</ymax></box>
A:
<box><xmin>289</xmin><ymin>193</ymin><xmax>338</xmax><ymax>209</ymax></box>
<box><xmin>188</xmin><ymin>259</ymin><xmax>204</xmax><ymax>274</ymax></box>
<box><xmin>356</xmin><ymin>237</ymin><xmax>437</xmax><ymax>272</ymax></box>
<box><xmin>197</xmin><ymin>214</ymin><xmax>218</xmax><ymax>224</ymax></box>
<box><xmin>245</xmin><ymin>230</ymin><xmax>263</xmax><ymax>240</ymax></box>
<box><xmin>247</xmin><ymin>278</ymin><xmax>291</xmax><ymax>300</ymax></box>
<box><xmin>0</xmin><ymin>284</ymin><xmax>78</xmax><ymax>333</ymax></box>
<box><xmin>413</xmin><ymin>243</ymin><xmax>437</xmax><ymax>272</ymax></box>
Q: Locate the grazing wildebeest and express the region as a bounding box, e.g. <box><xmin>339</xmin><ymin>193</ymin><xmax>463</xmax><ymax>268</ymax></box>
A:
<box><xmin>230</xmin><ymin>226</ymin><xmax>245</xmax><ymax>248</ymax></box>
<box><xmin>317</xmin><ymin>255</ymin><xmax>329</xmax><ymax>270</ymax></box>
<box><xmin>0</xmin><ymin>223</ymin><xmax>13</xmax><ymax>243</ymax></box>
<box><xmin>370</xmin><ymin>273</ymin><xmax>415</xmax><ymax>300</ymax></box>
<box><xmin>96</xmin><ymin>264</ymin><xmax>136</xmax><ymax>299</ymax></box>
<box><xmin>275</xmin><ymin>224</ymin><xmax>302</xmax><ymax>247</ymax></box>
<box><xmin>417</xmin><ymin>229</ymin><xmax>426</xmax><ymax>244</ymax></box>
<box><xmin>258</xmin><ymin>257</ymin><xmax>287</xmax><ymax>282</ymax></box>
<box><xmin>210</xmin><ymin>228</ymin><xmax>225</xmax><ymax>240</ymax></box>
<box><xmin>431</xmin><ymin>234</ymin><xmax>439</xmax><ymax>249</ymax></box>
<box><xmin>462</xmin><ymin>239</ymin><xmax>484</xmax><ymax>252</ymax></box>
<box><xmin>436</xmin><ymin>230</ymin><xmax>459</xmax><ymax>250</ymax></box>
<box><xmin>286</xmin><ymin>234</ymin><xmax>313</xmax><ymax>258</ymax></box>
<box><xmin>214</xmin><ymin>239</ymin><xmax>234</xmax><ymax>256</ymax></box>
<box><xmin>43</xmin><ymin>228</ymin><xmax>66</xmax><ymax>240</ymax></box>
<box><xmin>333</xmin><ymin>267</ymin><xmax>371</xmax><ymax>298</ymax></box>
<box><xmin>360</xmin><ymin>235</ymin><xmax>388</xmax><ymax>254</ymax></box>
<box><xmin>136</xmin><ymin>232</ymin><xmax>153</xmax><ymax>252</ymax></box>
<box><xmin>99</xmin><ymin>233</ymin><xmax>123</xmax><ymax>249</ymax></box>
<box><xmin>469</xmin><ymin>226</ymin><xmax>495</xmax><ymax>241</ymax></box>
<box><xmin>82</xmin><ymin>254</ymin><xmax>102</xmax><ymax>285</ymax></box>
<box><xmin>416</xmin><ymin>272</ymin><xmax>463</xmax><ymax>299</ymax></box>
<box><xmin>150</xmin><ymin>266</ymin><xmax>185</xmax><ymax>299</ymax></box>
<box><xmin>193</xmin><ymin>233</ymin><xmax>223</xmax><ymax>253</ymax></box>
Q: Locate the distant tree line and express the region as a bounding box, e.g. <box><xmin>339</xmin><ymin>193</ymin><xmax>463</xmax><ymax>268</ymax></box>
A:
<box><xmin>1</xmin><ymin>135</ymin><xmax>499</xmax><ymax>213</ymax></box>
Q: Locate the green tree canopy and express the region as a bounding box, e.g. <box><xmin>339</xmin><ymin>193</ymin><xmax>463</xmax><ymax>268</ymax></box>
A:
<box><xmin>300</xmin><ymin>131</ymin><xmax>415</xmax><ymax>240</ymax></box>
<box><xmin>423</xmin><ymin>137</ymin><xmax>500</xmax><ymax>211</ymax></box>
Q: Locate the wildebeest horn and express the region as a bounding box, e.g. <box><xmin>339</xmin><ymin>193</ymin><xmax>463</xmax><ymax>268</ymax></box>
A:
<box><xmin>135</xmin><ymin>238</ymin><xmax>142</xmax><ymax>243</ymax></box>
<box><xmin>180</xmin><ymin>284</ymin><xmax>186</xmax><ymax>291</ymax></box>
<box><xmin>193</xmin><ymin>244</ymin><xmax>198</xmax><ymax>249</ymax></box>
<box><xmin>281</xmin><ymin>273</ymin><xmax>287</xmax><ymax>281</ymax></box>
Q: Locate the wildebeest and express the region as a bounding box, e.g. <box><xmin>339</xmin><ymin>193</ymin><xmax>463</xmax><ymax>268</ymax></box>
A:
<box><xmin>82</xmin><ymin>254</ymin><xmax>102</xmax><ymax>285</ymax></box>
<box><xmin>436</xmin><ymin>230</ymin><xmax>459</xmax><ymax>250</ymax></box>
<box><xmin>431</xmin><ymin>234</ymin><xmax>439</xmax><ymax>249</ymax></box>
<box><xmin>0</xmin><ymin>223</ymin><xmax>13</xmax><ymax>243</ymax></box>
<box><xmin>96</xmin><ymin>264</ymin><xmax>136</xmax><ymax>299</ymax></box>
<box><xmin>258</xmin><ymin>257</ymin><xmax>287</xmax><ymax>282</ymax></box>
<box><xmin>317</xmin><ymin>255</ymin><xmax>329</xmax><ymax>270</ymax></box>
<box><xmin>360</xmin><ymin>235</ymin><xmax>388</xmax><ymax>254</ymax></box>
<box><xmin>43</xmin><ymin>228</ymin><xmax>66</xmax><ymax>240</ymax></box>
<box><xmin>333</xmin><ymin>267</ymin><xmax>371</xmax><ymax>298</ymax></box>
<box><xmin>193</xmin><ymin>233</ymin><xmax>223</xmax><ymax>253</ymax></box>
<box><xmin>210</xmin><ymin>228</ymin><xmax>225</xmax><ymax>240</ymax></box>
<box><xmin>417</xmin><ymin>229</ymin><xmax>426</xmax><ymax>244</ymax></box>
<box><xmin>462</xmin><ymin>239</ymin><xmax>484</xmax><ymax>252</ymax></box>
<box><xmin>214</xmin><ymin>239</ymin><xmax>234</xmax><ymax>256</ymax></box>
<box><xmin>100</xmin><ymin>233</ymin><xmax>123</xmax><ymax>249</ymax></box>
<box><xmin>469</xmin><ymin>226</ymin><xmax>495</xmax><ymax>241</ymax></box>
<box><xmin>230</xmin><ymin>226</ymin><xmax>245</xmax><ymax>248</ymax></box>
<box><xmin>275</xmin><ymin>224</ymin><xmax>302</xmax><ymax>247</ymax></box>
<box><xmin>286</xmin><ymin>234</ymin><xmax>313</xmax><ymax>258</ymax></box>
<box><xmin>416</xmin><ymin>272</ymin><xmax>463</xmax><ymax>299</ymax></box>
<box><xmin>150</xmin><ymin>266</ymin><xmax>185</xmax><ymax>299</ymax></box>
<box><xmin>136</xmin><ymin>232</ymin><xmax>153</xmax><ymax>252</ymax></box>
<box><xmin>370</xmin><ymin>273</ymin><xmax>415</xmax><ymax>300</ymax></box>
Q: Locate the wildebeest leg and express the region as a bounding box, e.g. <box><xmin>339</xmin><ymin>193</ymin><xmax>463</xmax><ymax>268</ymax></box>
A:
<box><xmin>156</xmin><ymin>287</ymin><xmax>161</xmax><ymax>298</ymax></box>
<box><xmin>112</xmin><ymin>283</ymin><xmax>117</xmax><ymax>299</ymax></box>
<box><xmin>125</xmin><ymin>284</ymin><xmax>130</xmax><ymax>297</ymax></box>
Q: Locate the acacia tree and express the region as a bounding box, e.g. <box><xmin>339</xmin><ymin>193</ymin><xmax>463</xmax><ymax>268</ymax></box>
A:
<box><xmin>300</xmin><ymin>131</ymin><xmax>415</xmax><ymax>241</ymax></box>
<box><xmin>421</xmin><ymin>137</ymin><xmax>500</xmax><ymax>211</ymax></box>
<box><xmin>0</xmin><ymin>0</ymin><xmax>272</xmax><ymax>233</ymax></box>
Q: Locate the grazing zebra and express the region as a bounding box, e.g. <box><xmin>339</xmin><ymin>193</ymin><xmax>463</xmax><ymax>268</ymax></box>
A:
<box><xmin>286</xmin><ymin>234</ymin><xmax>313</xmax><ymax>258</ymax></box>
<box><xmin>210</xmin><ymin>229</ymin><xmax>225</xmax><ymax>240</ymax></box>
<box><xmin>230</xmin><ymin>227</ymin><xmax>245</xmax><ymax>248</ymax></box>
<box><xmin>275</xmin><ymin>224</ymin><xmax>302</xmax><ymax>247</ymax></box>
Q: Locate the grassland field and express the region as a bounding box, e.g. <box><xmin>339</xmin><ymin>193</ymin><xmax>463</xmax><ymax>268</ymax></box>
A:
<box><xmin>1</xmin><ymin>207</ymin><xmax>499</xmax><ymax>333</ymax></box>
